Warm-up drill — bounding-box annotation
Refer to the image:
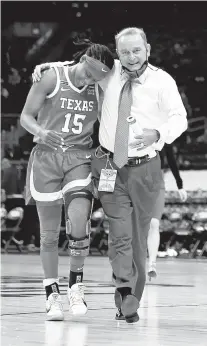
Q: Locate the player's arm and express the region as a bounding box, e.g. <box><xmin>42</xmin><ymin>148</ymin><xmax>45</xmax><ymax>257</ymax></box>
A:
<box><xmin>165</xmin><ymin>144</ymin><xmax>183</xmax><ymax>189</ymax></box>
<box><xmin>20</xmin><ymin>69</ymin><xmax>63</xmax><ymax>149</ymax></box>
<box><xmin>165</xmin><ymin>144</ymin><xmax>187</xmax><ymax>202</ymax></box>
<box><xmin>32</xmin><ymin>61</ymin><xmax>72</xmax><ymax>82</ymax></box>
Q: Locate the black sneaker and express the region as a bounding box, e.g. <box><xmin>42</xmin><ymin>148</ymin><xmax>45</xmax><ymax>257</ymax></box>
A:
<box><xmin>115</xmin><ymin>308</ymin><xmax>125</xmax><ymax>320</ymax></box>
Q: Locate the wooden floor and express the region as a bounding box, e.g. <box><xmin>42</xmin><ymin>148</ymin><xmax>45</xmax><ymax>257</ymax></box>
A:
<box><xmin>1</xmin><ymin>254</ymin><xmax>207</xmax><ymax>346</ymax></box>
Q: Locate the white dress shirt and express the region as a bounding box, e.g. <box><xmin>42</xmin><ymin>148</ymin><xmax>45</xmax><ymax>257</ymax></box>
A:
<box><xmin>98</xmin><ymin>60</ymin><xmax>188</xmax><ymax>158</ymax></box>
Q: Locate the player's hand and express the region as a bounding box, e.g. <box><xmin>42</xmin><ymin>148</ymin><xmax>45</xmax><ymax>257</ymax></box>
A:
<box><xmin>130</xmin><ymin>129</ymin><xmax>159</xmax><ymax>150</ymax></box>
<box><xmin>32</xmin><ymin>63</ymin><xmax>51</xmax><ymax>83</ymax></box>
<box><xmin>38</xmin><ymin>129</ymin><xmax>64</xmax><ymax>150</ymax></box>
<box><xmin>178</xmin><ymin>189</ymin><xmax>187</xmax><ymax>202</ymax></box>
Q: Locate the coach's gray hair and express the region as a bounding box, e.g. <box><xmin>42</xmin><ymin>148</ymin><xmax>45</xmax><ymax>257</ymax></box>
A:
<box><xmin>115</xmin><ymin>27</ymin><xmax>148</xmax><ymax>47</ymax></box>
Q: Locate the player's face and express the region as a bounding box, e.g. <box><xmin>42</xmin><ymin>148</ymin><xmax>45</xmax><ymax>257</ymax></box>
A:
<box><xmin>75</xmin><ymin>62</ymin><xmax>103</xmax><ymax>86</ymax></box>
<box><xmin>117</xmin><ymin>34</ymin><xmax>149</xmax><ymax>71</ymax></box>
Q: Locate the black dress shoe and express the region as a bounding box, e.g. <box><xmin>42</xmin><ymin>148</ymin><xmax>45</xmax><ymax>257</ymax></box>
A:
<box><xmin>121</xmin><ymin>294</ymin><xmax>139</xmax><ymax>323</ymax></box>
<box><xmin>114</xmin><ymin>289</ymin><xmax>139</xmax><ymax>323</ymax></box>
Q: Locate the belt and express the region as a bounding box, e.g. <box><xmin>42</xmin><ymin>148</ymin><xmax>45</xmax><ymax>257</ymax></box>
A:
<box><xmin>99</xmin><ymin>146</ymin><xmax>155</xmax><ymax>166</ymax></box>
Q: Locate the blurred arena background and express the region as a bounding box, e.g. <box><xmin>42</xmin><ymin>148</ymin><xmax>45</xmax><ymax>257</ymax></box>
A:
<box><xmin>1</xmin><ymin>1</ymin><xmax>207</xmax><ymax>257</ymax></box>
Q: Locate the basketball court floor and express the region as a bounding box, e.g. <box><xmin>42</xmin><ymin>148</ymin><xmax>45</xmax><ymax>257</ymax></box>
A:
<box><xmin>1</xmin><ymin>254</ymin><xmax>207</xmax><ymax>346</ymax></box>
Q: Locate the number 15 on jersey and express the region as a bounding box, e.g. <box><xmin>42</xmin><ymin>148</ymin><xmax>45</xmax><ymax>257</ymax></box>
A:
<box><xmin>62</xmin><ymin>113</ymin><xmax>86</xmax><ymax>134</ymax></box>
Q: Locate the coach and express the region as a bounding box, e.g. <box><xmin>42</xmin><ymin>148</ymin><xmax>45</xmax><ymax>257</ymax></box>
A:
<box><xmin>91</xmin><ymin>27</ymin><xmax>187</xmax><ymax>322</ymax></box>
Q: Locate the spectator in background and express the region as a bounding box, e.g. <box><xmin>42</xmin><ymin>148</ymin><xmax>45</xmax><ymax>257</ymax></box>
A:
<box><xmin>1</xmin><ymin>157</ymin><xmax>23</xmax><ymax>195</ymax></box>
<box><xmin>1</xmin><ymin>130</ymin><xmax>9</xmax><ymax>160</ymax></box>
<box><xmin>1</xmin><ymin>77</ymin><xmax>10</xmax><ymax>112</ymax></box>
<box><xmin>197</xmin><ymin>118</ymin><xmax>207</xmax><ymax>144</ymax></box>
<box><xmin>1</xmin><ymin>189</ymin><xmax>7</xmax><ymax>230</ymax></box>
<box><xmin>8</xmin><ymin>67</ymin><xmax>21</xmax><ymax>86</ymax></box>
<box><xmin>21</xmin><ymin>202</ymin><xmax>40</xmax><ymax>252</ymax></box>
<box><xmin>1</xmin><ymin>154</ymin><xmax>39</xmax><ymax>252</ymax></box>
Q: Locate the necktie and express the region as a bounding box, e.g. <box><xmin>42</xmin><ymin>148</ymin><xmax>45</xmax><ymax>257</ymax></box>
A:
<box><xmin>113</xmin><ymin>79</ymin><xmax>132</xmax><ymax>168</ymax></box>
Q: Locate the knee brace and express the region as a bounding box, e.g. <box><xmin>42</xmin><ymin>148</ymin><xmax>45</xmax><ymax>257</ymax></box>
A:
<box><xmin>63</xmin><ymin>190</ymin><xmax>93</xmax><ymax>257</ymax></box>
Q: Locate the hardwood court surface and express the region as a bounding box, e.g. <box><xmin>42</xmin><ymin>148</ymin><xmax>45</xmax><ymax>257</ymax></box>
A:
<box><xmin>1</xmin><ymin>254</ymin><xmax>207</xmax><ymax>346</ymax></box>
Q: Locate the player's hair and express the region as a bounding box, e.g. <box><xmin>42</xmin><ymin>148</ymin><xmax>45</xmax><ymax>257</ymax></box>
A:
<box><xmin>115</xmin><ymin>27</ymin><xmax>148</xmax><ymax>47</ymax></box>
<box><xmin>73</xmin><ymin>39</ymin><xmax>114</xmax><ymax>69</ymax></box>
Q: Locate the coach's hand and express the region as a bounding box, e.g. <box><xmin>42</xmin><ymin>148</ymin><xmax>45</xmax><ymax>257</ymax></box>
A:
<box><xmin>32</xmin><ymin>63</ymin><xmax>51</xmax><ymax>83</ymax></box>
<box><xmin>38</xmin><ymin>129</ymin><xmax>64</xmax><ymax>150</ymax></box>
<box><xmin>130</xmin><ymin>129</ymin><xmax>160</xmax><ymax>150</ymax></box>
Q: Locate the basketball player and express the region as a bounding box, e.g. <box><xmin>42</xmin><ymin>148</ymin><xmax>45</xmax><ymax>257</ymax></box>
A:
<box><xmin>20</xmin><ymin>43</ymin><xmax>114</xmax><ymax>321</ymax></box>
<box><xmin>148</xmin><ymin>143</ymin><xmax>187</xmax><ymax>279</ymax></box>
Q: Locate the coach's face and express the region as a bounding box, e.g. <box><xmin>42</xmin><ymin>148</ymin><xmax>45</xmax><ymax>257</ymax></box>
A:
<box><xmin>117</xmin><ymin>34</ymin><xmax>150</xmax><ymax>71</ymax></box>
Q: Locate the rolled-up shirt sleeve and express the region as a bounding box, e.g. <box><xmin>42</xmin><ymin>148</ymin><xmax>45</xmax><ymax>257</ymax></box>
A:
<box><xmin>157</xmin><ymin>78</ymin><xmax>188</xmax><ymax>144</ymax></box>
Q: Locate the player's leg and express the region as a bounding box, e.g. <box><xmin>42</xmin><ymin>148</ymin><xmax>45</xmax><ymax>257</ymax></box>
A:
<box><xmin>62</xmin><ymin>150</ymin><xmax>93</xmax><ymax>315</ymax></box>
<box><xmin>37</xmin><ymin>203</ymin><xmax>64</xmax><ymax>320</ymax></box>
<box><xmin>63</xmin><ymin>190</ymin><xmax>92</xmax><ymax>315</ymax></box>
<box><xmin>147</xmin><ymin>187</ymin><xmax>165</xmax><ymax>279</ymax></box>
<box><xmin>147</xmin><ymin>218</ymin><xmax>160</xmax><ymax>279</ymax></box>
<box><xmin>26</xmin><ymin>145</ymin><xmax>64</xmax><ymax>320</ymax></box>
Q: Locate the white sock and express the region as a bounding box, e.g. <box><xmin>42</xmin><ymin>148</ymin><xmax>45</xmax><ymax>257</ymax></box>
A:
<box><xmin>43</xmin><ymin>278</ymin><xmax>59</xmax><ymax>287</ymax></box>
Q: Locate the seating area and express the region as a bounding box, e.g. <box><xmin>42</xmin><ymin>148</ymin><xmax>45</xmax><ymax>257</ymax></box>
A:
<box><xmin>1</xmin><ymin>191</ymin><xmax>207</xmax><ymax>259</ymax></box>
